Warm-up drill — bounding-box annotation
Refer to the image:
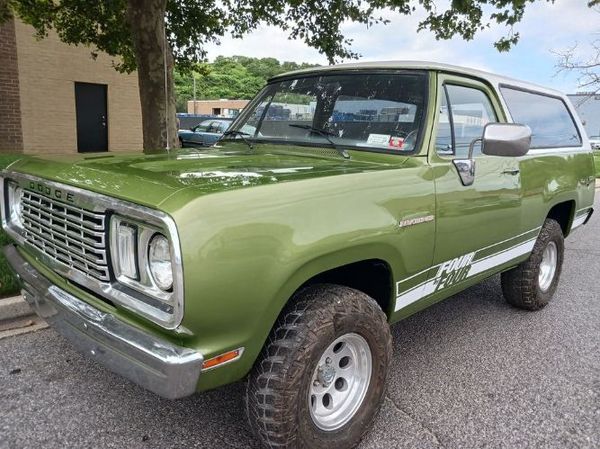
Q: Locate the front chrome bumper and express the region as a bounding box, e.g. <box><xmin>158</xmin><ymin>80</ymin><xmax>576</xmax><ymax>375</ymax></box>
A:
<box><xmin>4</xmin><ymin>245</ymin><xmax>203</xmax><ymax>399</ymax></box>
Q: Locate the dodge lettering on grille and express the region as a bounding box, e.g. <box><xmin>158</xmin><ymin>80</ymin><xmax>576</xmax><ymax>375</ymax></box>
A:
<box><xmin>28</xmin><ymin>181</ymin><xmax>75</xmax><ymax>203</ymax></box>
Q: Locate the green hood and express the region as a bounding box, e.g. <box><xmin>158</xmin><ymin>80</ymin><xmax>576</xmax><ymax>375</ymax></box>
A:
<box><xmin>7</xmin><ymin>145</ymin><xmax>404</xmax><ymax>208</ymax></box>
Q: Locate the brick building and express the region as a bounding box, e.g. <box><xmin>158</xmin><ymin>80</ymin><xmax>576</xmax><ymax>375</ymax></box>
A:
<box><xmin>0</xmin><ymin>17</ymin><xmax>143</xmax><ymax>154</ymax></box>
<box><xmin>187</xmin><ymin>99</ymin><xmax>249</xmax><ymax>117</ymax></box>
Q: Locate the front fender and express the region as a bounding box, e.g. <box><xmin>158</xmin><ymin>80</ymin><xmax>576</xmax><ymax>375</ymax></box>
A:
<box><xmin>162</xmin><ymin>163</ymin><xmax>434</xmax><ymax>391</ymax></box>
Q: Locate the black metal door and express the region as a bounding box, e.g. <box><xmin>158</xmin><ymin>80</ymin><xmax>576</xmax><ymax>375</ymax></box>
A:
<box><xmin>74</xmin><ymin>82</ymin><xmax>108</xmax><ymax>152</ymax></box>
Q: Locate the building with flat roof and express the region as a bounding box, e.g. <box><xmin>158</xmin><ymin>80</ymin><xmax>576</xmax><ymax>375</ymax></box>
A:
<box><xmin>0</xmin><ymin>16</ymin><xmax>143</xmax><ymax>154</ymax></box>
<box><xmin>187</xmin><ymin>99</ymin><xmax>249</xmax><ymax>117</ymax></box>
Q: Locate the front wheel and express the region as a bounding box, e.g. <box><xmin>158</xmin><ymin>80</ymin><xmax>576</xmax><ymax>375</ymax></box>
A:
<box><xmin>501</xmin><ymin>218</ymin><xmax>564</xmax><ymax>310</ymax></box>
<box><xmin>246</xmin><ymin>284</ymin><xmax>392</xmax><ymax>449</ymax></box>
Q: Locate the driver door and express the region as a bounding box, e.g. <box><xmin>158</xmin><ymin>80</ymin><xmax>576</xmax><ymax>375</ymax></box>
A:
<box><xmin>429</xmin><ymin>75</ymin><xmax>530</xmax><ymax>293</ymax></box>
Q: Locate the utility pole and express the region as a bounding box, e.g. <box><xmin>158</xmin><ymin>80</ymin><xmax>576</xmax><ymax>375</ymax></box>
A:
<box><xmin>193</xmin><ymin>74</ymin><xmax>197</xmax><ymax>115</ymax></box>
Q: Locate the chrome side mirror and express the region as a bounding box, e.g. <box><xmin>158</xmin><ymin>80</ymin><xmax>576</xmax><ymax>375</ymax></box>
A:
<box><xmin>481</xmin><ymin>123</ymin><xmax>531</xmax><ymax>157</ymax></box>
<box><xmin>453</xmin><ymin>123</ymin><xmax>531</xmax><ymax>186</ymax></box>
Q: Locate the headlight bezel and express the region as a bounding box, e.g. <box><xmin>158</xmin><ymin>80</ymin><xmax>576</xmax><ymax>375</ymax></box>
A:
<box><xmin>6</xmin><ymin>181</ymin><xmax>24</xmax><ymax>230</ymax></box>
<box><xmin>110</xmin><ymin>216</ymin><xmax>177</xmax><ymax>296</ymax></box>
<box><xmin>109</xmin><ymin>214</ymin><xmax>182</xmax><ymax>328</ymax></box>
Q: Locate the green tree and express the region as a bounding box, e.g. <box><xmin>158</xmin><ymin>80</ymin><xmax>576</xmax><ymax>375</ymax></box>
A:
<box><xmin>175</xmin><ymin>56</ymin><xmax>320</xmax><ymax>112</ymax></box>
<box><xmin>2</xmin><ymin>0</ymin><xmax>583</xmax><ymax>151</ymax></box>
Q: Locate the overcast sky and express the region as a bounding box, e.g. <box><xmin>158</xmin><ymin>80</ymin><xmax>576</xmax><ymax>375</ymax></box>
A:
<box><xmin>204</xmin><ymin>0</ymin><xmax>597</xmax><ymax>93</ymax></box>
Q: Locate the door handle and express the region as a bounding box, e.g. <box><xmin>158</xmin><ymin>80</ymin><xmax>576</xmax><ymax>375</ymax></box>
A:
<box><xmin>502</xmin><ymin>169</ymin><xmax>520</xmax><ymax>176</ymax></box>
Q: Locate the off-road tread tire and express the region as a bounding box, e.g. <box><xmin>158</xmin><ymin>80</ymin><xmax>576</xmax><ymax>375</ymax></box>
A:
<box><xmin>246</xmin><ymin>283</ymin><xmax>392</xmax><ymax>449</ymax></box>
<box><xmin>501</xmin><ymin>219</ymin><xmax>564</xmax><ymax>311</ymax></box>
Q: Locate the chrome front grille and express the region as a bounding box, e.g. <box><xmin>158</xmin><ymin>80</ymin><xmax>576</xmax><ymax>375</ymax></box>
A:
<box><xmin>21</xmin><ymin>190</ymin><xmax>110</xmax><ymax>281</ymax></box>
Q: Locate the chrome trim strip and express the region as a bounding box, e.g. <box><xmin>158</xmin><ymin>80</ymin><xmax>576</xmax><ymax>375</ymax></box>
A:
<box><xmin>4</xmin><ymin>244</ymin><xmax>202</xmax><ymax>399</ymax></box>
<box><xmin>526</xmin><ymin>147</ymin><xmax>589</xmax><ymax>155</ymax></box>
<box><xmin>0</xmin><ymin>172</ymin><xmax>184</xmax><ymax>330</ymax></box>
<box><xmin>571</xmin><ymin>208</ymin><xmax>593</xmax><ymax>232</ymax></box>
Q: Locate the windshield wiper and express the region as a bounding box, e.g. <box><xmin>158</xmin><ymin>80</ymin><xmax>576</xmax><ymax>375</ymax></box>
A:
<box><xmin>221</xmin><ymin>130</ymin><xmax>254</xmax><ymax>150</ymax></box>
<box><xmin>288</xmin><ymin>124</ymin><xmax>350</xmax><ymax>159</ymax></box>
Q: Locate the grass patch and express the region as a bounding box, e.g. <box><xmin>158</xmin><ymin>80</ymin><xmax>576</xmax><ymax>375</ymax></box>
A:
<box><xmin>0</xmin><ymin>153</ymin><xmax>25</xmax><ymax>298</ymax></box>
<box><xmin>594</xmin><ymin>151</ymin><xmax>600</xmax><ymax>178</ymax></box>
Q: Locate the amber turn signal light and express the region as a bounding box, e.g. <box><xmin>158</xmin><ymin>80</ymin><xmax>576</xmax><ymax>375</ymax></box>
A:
<box><xmin>201</xmin><ymin>348</ymin><xmax>244</xmax><ymax>371</ymax></box>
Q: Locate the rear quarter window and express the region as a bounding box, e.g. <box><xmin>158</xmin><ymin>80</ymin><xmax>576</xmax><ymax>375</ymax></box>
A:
<box><xmin>500</xmin><ymin>87</ymin><xmax>582</xmax><ymax>149</ymax></box>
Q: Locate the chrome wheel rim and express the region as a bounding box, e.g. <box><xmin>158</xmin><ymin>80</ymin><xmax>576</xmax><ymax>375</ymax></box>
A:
<box><xmin>538</xmin><ymin>241</ymin><xmax>558</xmax><ymax>292</ymax></box>
<box><xmin>308</xmin><ymin>332</ymin><xmax>372</xmax><ymax>431</ymax></box>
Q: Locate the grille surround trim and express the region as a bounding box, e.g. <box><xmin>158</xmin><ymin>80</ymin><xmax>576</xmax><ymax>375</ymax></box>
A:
<box><xmin>0</xmin><ymin>172</ymin><xmax>184</xmax><ymax>330</ymax></box>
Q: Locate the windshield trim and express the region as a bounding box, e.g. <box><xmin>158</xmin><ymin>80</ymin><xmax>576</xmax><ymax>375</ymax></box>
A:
<box><xmin>226</xmin><ymin>69</ymin><xmax>430</xmax><ymax>156</ymax></box>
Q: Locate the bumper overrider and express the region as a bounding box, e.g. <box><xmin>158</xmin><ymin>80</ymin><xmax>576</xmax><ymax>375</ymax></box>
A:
<box><xmin>4</xmin><ymin>245</ymin><xmax>203</xmax><ymax>399</ymax></box>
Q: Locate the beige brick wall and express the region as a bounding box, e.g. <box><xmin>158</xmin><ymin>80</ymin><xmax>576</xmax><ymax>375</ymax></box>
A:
<box><xmin>0</xmin><ymin>18</ymin><xmax>23</xmax><ymax>153</ymax></box>
<box><xmin>188</xmin><ymin>99</ymin><xmax>249</xmax><ymax>115</ymax></box>
<box><xmin>14</xmin><ymin>20</ymin><xmax>143</xmax><ymax>154</ymax></box>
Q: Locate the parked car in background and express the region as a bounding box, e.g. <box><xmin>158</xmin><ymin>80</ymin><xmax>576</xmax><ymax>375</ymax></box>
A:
<box><xmin>178</xmin><ymin>118</ymin><xmax>233</xmax><ymax>147</ymax></box>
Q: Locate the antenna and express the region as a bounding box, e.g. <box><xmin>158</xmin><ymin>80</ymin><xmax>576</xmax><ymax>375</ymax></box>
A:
<box><xmin>163</xmin><ymin>21</ymin><xmax>171</xmax><ymax>153</ymax></box>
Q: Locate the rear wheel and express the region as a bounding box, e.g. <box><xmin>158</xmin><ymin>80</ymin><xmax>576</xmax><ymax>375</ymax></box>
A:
<box><xmin>501</xmin><ymin>219</ymin><xmax>564</xmax><ymax>310</ymax></box>
<box><xmin>246</xmin><ymin>284</ymin><xmax>392</xmax><ymax>449</ymax></box>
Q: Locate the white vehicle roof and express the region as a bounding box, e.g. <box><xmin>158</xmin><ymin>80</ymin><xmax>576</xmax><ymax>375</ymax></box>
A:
<box><xmin>271</xmin><ymin>60</ymin><xmax>565</xmax><ymax>98</ymax></box>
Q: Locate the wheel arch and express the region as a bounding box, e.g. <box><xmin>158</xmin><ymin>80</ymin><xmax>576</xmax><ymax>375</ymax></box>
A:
<box><xmin>272</xmin><ymin>244</ymin><xmax>399</xmax><ymax>322</ymax></box>
<box><xmin>546</xmin><ymin>199</ymin><xmax>576</xmax><ymax>237</ymax></box>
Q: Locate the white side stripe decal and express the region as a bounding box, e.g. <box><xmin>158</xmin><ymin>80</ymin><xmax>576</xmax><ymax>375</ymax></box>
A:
<box><xmin>468</xmin><ymin>239</ymin><xmax>536</xmax><ymax>277</ymax></box>
<box><xmin>571</xmin><ymin>215</ymin><xmax>587</xmax><ymax>231</ymax></box>
<box><xmin>395</xmin><ymin>227</ymin><xmax>541</xmax><ymax>287</ymax></box>
<box><xmin>394</xmin><ymin>238</ymin><xmax>536</xmax><ymax>312</ymax></box>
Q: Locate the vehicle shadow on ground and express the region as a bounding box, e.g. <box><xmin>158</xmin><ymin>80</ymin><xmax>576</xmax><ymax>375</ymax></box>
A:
<box><xmin>117</xmin><ymin>275</ymin><xmax>514</xmax><ymax>449</ymax></box>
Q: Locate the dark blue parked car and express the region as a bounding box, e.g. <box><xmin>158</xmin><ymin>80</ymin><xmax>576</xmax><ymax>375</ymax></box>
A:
<box><xmin>178</xmin><ymin>118</ymin><xmax>233</xmax><ymax>147</ymax></box>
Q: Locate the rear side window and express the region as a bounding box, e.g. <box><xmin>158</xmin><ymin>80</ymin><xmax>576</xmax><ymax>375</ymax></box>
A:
<box><xmin>500</xmin><ymin>87</ymin><xmax>581</xmax><ymax>148</ymax></box>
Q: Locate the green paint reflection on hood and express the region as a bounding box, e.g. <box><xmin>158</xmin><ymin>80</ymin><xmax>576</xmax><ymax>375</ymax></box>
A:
<box><xmin>8</xmin><ymin>144</ymin><xmax>406</xmax><ymax>208</ymax></box>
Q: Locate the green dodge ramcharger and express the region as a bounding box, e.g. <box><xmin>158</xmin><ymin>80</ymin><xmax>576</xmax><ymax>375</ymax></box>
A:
<box><xmin>2</xmin><ymin>62</ymin><xmax>595</xmax><ymax>449</ymax></box>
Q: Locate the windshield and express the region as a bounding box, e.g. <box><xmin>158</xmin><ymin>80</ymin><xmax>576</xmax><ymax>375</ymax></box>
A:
<box><xmin>226</xmin><ymin>72</ymin><xmax>428</xmax><ymax>154</ymax></box>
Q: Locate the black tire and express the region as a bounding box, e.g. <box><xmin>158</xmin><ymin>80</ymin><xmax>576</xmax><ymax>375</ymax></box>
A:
<box><xmin>501</xmin><ymin>219</ymin><xmax>564</xmax><ymax>310</ymax></box>
<box><xmin>246</xmin><ymin>284</ymin><xmax>392</xmax><ymax>449</ymax></box>
<box><xmin>178</xmin><ymin>138</ymin><xmax>184</xmax><ymax>148</ymax></box>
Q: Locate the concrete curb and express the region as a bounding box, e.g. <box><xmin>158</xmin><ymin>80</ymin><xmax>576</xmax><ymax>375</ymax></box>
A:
<box><xmin>0</xmin><ymin>295</ymin><xmax>32</xmax><ymax>321</ymax></box>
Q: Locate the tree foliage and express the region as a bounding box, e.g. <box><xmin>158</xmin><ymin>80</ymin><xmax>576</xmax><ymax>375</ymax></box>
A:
<box><xmin>174</xmin><ymin>56</ymin><xmax>318</xmax><ymax>111</ymax></box>
<box><xmin>7</xmin><ymin>0</ymin><xmax>565</xmax><ymax>71</ymax></box>
<box><xmin>6</xmin><ymin>0</ymin><xmax>593</xmax><ymax>150</ymax></box>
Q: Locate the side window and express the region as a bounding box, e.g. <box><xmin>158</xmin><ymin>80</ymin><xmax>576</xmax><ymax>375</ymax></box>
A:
<box><xmin>206</xmin><ymin>121</ymin><xmax>221</xmax><ymax>133</ymax></box>
<box><xmin>435</xmin><ymin>90</ymin><xmax>453</xmax><ymax>155</ymax></box>
<box><xmin>446</xmin><ymin>85</ymin><xmax>497</xmax><ymax>158</ymax></box>
<box><xmin>500</xmin><ymin>87</ymin><xmax>582</xmax><ymax>148</ymax></box>
<box><xmin>435</xmin><ymin>84</ymin><xmax>498</xmax><ymax>158</ymax></box>
<box><xmin>195</xmin><ymin>120</ymin><xmax>211</xmax><ymax>132</ymax></box>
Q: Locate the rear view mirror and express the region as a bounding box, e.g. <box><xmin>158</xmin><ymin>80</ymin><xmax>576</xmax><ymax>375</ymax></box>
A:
<box><xmin>482</xmin><ymin>123</ymin><xmax>531</xmax><ymax>157</ymax></box>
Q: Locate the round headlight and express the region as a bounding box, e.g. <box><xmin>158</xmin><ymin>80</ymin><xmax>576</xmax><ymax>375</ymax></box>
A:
<box><xmin>148</xmin><ymin>234</ymin><xmax>173</xmax><ymax>291</ymax></box>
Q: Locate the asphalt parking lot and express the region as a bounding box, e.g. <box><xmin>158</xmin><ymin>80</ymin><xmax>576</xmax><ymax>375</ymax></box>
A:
<box><xmin>1</xmin><ymin>198</ymin><xmax>599</xmax><ymax>449</ymax></box>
